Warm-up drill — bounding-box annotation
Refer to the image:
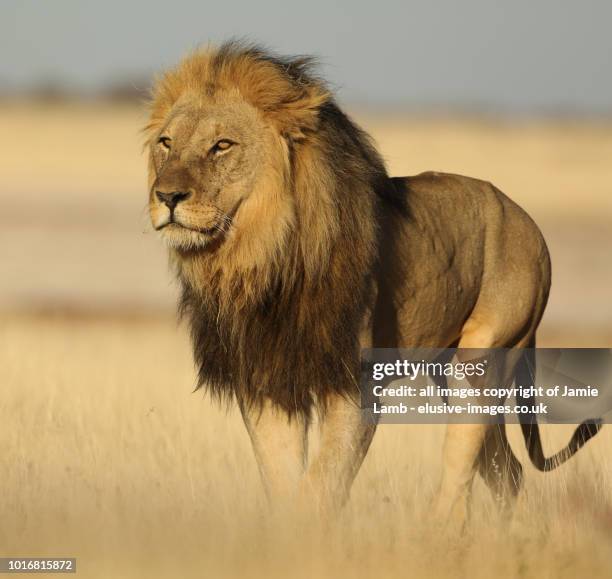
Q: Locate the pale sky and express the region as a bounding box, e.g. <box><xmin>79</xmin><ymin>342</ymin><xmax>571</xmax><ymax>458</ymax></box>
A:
<box><xmin>2</xmin><ymin>0</ymin><xmax>611</xmax><ymax>112</ymax></box>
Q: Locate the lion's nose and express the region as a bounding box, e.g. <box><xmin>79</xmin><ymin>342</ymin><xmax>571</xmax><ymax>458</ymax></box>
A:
<box><xmin>155</xmin><ymin>190</ymin><xmax>191</xmax><ymax>209</ymax></box>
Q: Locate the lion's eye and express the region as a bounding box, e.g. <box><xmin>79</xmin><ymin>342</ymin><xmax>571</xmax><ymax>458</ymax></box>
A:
<box><xmin>211</xmin><ymin>139</ymin><xmax>234</xmax><ymax>154</ymax></box>
<box><xmin>158</xmin><ymin>136</ymin><xmax>171</xmax><ymax>149</ymax></box>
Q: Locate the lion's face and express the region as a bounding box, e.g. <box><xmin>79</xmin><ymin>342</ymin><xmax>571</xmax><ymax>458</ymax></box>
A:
<box><xmin>149</xmin><ymin>95</ymin><xmax>277</xmax><ymax>251</ymax></box>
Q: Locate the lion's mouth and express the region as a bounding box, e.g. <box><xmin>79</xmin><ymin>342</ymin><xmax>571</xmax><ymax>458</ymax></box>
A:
<box><xmin>154</xmin><ymin>200</ymin><xmax>242</xmax><ymax>240</ymax></box>
<box><xmin>155</xmin><ymin>220</ymin><xmax>221</xmax><ymax>236</ymax></box>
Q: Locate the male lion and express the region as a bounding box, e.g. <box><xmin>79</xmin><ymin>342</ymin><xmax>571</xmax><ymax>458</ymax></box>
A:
<box><xmin>145</xmin><ymin>42</ymin><xmax>599</xmax><ymax>522</ymax></box>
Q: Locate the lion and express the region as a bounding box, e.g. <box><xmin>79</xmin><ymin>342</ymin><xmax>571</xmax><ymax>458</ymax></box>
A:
<box><xmin>145</xmin><ymin>41</ymin><xmax>600</xmax><ymax>522</ymax></box>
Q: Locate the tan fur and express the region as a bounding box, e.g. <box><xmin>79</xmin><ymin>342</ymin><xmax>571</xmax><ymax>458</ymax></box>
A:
<box><xmin>146</xmin><ymin>43</ymin><xmax>597</xmax><ymax>524</ymax></box>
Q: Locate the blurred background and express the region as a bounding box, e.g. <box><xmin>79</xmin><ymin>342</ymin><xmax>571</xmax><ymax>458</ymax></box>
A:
<box><xmin>1</xmin><ymin>0</ymin><xmax>611</xmax><ymax>342</ymax></box>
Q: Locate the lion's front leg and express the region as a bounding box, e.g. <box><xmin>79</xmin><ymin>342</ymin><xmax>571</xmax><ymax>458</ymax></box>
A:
<box><xmin>298</xmin><ymin>393</ymin><xmax>377</xmax><ymax>513</ymax></box>
<box><xmin>240</xmin><ymin>398</ymin><xmax>309</xmax><ymax>504</ymax></box>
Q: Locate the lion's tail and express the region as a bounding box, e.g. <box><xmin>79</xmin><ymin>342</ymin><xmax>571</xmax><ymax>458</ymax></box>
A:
<box><xmin>515</xmin><ymin>345</ymin><xmax>602</xmax><ymax>472</ymax></box>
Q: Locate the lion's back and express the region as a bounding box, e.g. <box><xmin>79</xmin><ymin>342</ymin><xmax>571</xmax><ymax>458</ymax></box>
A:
<box><xmin>391</xmin><ymin>171</ymin><xmax>549</xmax><ymax>267</ymax></box>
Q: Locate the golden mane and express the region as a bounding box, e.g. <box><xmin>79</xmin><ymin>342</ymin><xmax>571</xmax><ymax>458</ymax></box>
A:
<box><xmin>145</xmin><ymin>42</ymin><xmax>329</xmax><ymax>144</ymax></box>
<box><xmin>146</xmin><ymin>42</ymin><xmax>399</xmax><ymax>415</ymax></box>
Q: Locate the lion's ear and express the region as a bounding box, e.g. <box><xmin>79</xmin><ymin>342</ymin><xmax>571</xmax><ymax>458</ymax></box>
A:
<box><xmin>272</xmin><ymin>86</ymin><xmax>329</xmax><ymax>141</ymax></box>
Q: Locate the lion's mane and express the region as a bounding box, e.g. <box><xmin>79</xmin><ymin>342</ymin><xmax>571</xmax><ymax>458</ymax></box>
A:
<box><xmin>147</xmin><ymin>42</ymin><xmax>400</xmax><ymax>416</ymax></box>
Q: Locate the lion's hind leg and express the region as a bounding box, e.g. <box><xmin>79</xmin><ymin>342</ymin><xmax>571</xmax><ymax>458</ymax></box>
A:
<box><xmin>476</xmin><ymin>422</ymin><xmax>523</xmax><ymax>513</ymax></box>
<box><xmin>434</xmin><ymin>325</ymin><xmax>525</xmax><ymax>527</ymax></box>
<box><xmin>475</xmin><ymin>336</ymin><xmax>540</xmax><ymax>512</ymax></box>
<box><xmin>471</xmin><ymin>338</ymin><xmax>531</xmax><ymax>516</ymax></box>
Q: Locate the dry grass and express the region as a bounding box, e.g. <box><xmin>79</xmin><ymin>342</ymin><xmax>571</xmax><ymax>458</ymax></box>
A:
<box><xmin>1</xmin><ymin>313</ymin><xmax>611</xmax><ymax>579</ymax></box>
